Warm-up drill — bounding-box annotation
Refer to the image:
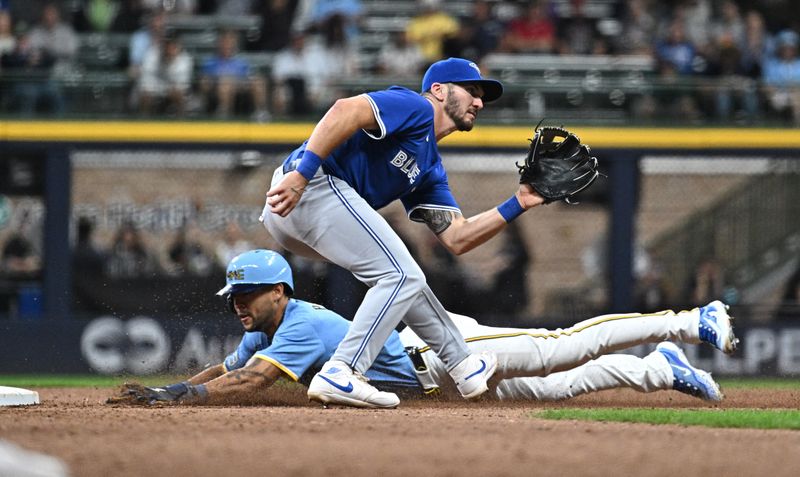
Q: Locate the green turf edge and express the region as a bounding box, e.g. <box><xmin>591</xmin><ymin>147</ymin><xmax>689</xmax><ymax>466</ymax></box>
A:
<box><xmin>0</xmin><ymin>374</ymin><xmax>305</xmax><ymax>390</ymax></box>
<box><xmin>533</xmin><ymin>408</ymin><xmax>800</xmax><ymax>430</ymax></box>
<box><xmin>0</xmin><ymin>375</ymin><xmax>188</xmax><ymax>387</ymax></box>
<box><xmin>717</xmin><ymin>377</ymin><xmax>800</xmax><ymax>390</ymax></box>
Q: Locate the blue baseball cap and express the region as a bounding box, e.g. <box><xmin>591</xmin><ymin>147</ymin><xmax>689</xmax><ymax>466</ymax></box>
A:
<box><xmin>421</xmin><ymin>57</ymin><xmax>504</xmax><ymax>102</ymax></box>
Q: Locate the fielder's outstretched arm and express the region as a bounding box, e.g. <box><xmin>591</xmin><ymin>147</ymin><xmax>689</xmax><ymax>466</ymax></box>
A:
<box><xmin>422</xmin><ymin>184</ymin><xmax>543</xmax><ymax>255</ymax></box>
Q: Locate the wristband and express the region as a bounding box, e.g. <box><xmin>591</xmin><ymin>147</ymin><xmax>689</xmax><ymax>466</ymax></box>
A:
<box><xmin>296</xmin><ymin>150</ymin><xmax>324</xmax><ymax>180</ymax></box>
<box><xmin>190</xmin><ymin>384</ymin><xmax>209</xmax><ymax>400</ymax></box>
<box><xmin>497</xmin><ymin>196</ymin><xmax>525</xmax><ymax>223</ymax></box>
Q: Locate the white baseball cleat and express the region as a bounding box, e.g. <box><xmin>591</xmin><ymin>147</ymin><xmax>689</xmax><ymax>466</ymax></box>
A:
<box><xmin>698</xmin><ymin>300</ymin><xmax>739</xmax><ymax>355</ymax></box>
<box><xmin>657</xmin><ymin>342</ymin><xmax>723</xmax><ymax>401</ymax></box>
<box><xmin>307</xmin><ymin>360</ymin><xmax>400</xmax><ymax>409</ymax></box>
<box><xmin>450</xmin><ymin>351</ymin><xmax>498</xmax><ymax>400</ymax></box>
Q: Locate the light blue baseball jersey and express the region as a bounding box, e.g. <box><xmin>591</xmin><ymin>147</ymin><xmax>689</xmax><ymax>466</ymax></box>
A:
<box><xmin>222</xmin><ymin>299</ymin><xmax>419</xmax><ymax>389</ymax></box>
<box><xmin>281</xmin><ymin>86</ymin><xmax>461</xmax><ymax>218</ymax></box>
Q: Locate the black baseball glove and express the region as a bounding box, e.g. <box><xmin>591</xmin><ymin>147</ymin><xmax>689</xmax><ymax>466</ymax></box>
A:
<box><xmin>517</xmin><ymin>126</ymin><xmax>600</xmax><ymax>204</ymax></box>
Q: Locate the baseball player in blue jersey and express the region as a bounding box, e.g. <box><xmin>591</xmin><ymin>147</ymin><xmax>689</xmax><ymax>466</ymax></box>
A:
<box><xmin>114</xmin><ymin>250</ymin><xmax>737</xmax><ymax>407</ymax></box>
<box><xmin>260</xmin><ymin>57</ymin><xmax>548</xmax><ymax>408</ymax></box>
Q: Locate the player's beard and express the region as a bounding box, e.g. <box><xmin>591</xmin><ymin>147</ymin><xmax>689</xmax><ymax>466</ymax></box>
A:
<box><xmin>444</xmin><ymin>89</ymin><xmax>475</xmax><ymax>131</ymax></box>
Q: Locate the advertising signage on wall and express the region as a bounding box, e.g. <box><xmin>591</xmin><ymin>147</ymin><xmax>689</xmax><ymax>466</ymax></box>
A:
<box><xmin>1</xmin><ymin>316</ymin><xmax>800</xmax><ymax>376</ymax></box>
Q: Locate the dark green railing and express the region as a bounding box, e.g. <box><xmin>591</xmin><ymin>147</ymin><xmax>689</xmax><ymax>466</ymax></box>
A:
<box><xmin>649</xmin><ymin>166</ymin><xmax>800</xmax><ymax>303</ymax></box>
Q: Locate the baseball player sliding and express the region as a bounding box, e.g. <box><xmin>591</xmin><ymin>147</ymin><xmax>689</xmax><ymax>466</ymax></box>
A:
<box><xmin>109</xmin><ymin>250</ymin><xmax>737</xmax><ymax>407</ymax></box>
<box><xmin>260</xmin><ymin>57</ymin><xmax>599</xmax><ymax>408</ymax></box>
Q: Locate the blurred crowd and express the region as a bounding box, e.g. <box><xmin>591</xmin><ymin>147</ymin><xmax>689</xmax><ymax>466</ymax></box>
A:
<box><xmin>0</xmin><ymin>209</ymin><xmax>534</xmax><ymax>321</ymax></box>
<box><xmin>0</xmin><ymin>0</ymin><xmax>797</xmax><ymax>123</ymax></box>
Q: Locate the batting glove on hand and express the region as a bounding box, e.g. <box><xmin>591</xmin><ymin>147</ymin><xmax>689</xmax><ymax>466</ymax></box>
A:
<box><xmin>108</xmin><ymin>381</ymin><xmax>208</xmax><ymax>405</ymax></box>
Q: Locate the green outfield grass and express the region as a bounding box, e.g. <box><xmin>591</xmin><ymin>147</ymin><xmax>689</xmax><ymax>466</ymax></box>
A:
<box><xmin>536</xmin><ymin>408</ymin><xmax>800</xmax><ymax>430</ymax></box>
<box><xmin>0</xmin><ymin>374</ymin><xmax>186</xmax><ymax>388</ymax></box>
<box><xmin>718</xmin><ymin>377</ymin><xmax>800</xmax><ymax>390</ymax></box>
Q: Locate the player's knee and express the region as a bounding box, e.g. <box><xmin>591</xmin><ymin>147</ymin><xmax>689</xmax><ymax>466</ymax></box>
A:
<box><xmin>402</xmin><ymin>265</ymin><xmax>427</xmax><ymax>293</ymax></box>
<box><xmin>375</xmin><ymin>264</ymin><xmax>426</xmax><ymax>293</ymax></box>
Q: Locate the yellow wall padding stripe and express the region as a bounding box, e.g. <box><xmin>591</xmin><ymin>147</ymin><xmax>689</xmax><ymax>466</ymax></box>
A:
<box><xmin>442</xmin><ymin>127</ymin><xmax>800</xmax><ymax>149</ymax></box>
<box><xmin>2</xmin><ymin>121</ymin><xmax>800</xmax><ymax>149</ymax></box>
<box><xmin>417</xmin><ymin>310</ymin><xmax>675</xmax><ymax>353</ymax></box>
<box><xmin>0</xmin><ymin>121</ymin><xmax>314</xmax><ymax>144</ymax></box>
<box><xmin>253</xmin><ymin>355</ymin><xmax>299</xmax><ymax>381</ymax></box>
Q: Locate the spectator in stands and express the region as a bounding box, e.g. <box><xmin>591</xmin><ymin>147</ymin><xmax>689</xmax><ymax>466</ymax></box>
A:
<box><xmin>214</xmin><ymin>220</ymin><xmax>253</xmax><ymax>270</ymax></box>
<box><xmin>128</xmin><ymin>9</ymin><xmax>167</xmax><ymax>80</ymax></box>
<box><xmin>405</xmin><ymin>0</ymin><xmax>460</xmax><ymax>64</ymax></box>
<box><xmin>135</xmin><ymin>35</ymin><xmax>193</xmax><ymax>116</ymax></box>
<box><xmin>711</xmin><ymin>0</ymin><xmax>745</xmax><ymax>49</ymax></box>
<box><xmin>1</xmin><ymin>232</ymin><xmax>41</xmax><ymax>281</ymax></box>
<box><xmin>71</xmin><ymin>216</ymin><xmax>108</xmax><ymax>312</ymax></box>
<box><xmin>110</xmin><ymin>0</ymin><xmax>148</xmax><ymax>33</ymax></box>
<box><xmin>684</xmin><ymin>257</ymin><xmax>727</xmax><ymax>308</ymax></box>
<box><xmin>310</xmin><ymin>13</ymin><xmax>359</xmax><ymax>108</ymax></box>
<box><xmin>73</xmin><ymin>216</ymin><xmax>106</xmax><ymax>276</ymax></box>
<box><xmin>633</xmin><ymin>249</ymin><xmax>670</xmax><ymax>314</ymax></box>
<box><xmin>739</xmin><ymin>10</ymin><xmax>769</xmax><ymax>78</ymax></box>
<box><xmin>375</xmin><ymin>30</ymin><xmax>425</xmax><ymax>78</ymax></box>
<box><xmin>105</xmin><ymin>221</ymin><xmax>158</xmax><ymax>279</ymax></box>
<box><xmin>441</xmin><ymin>0</ymin><xmax>506</xmax><ymax>63</ymax></box>
<box><xmin>653</xmin><ymin>19</ymin><xmax>702</xmax><ymax>121</ymax></box>
<box><xmin>23</xmin><ymin>2</ymin><xmax>78</xmax><ymax>116</ymax></box>
<box><xmin>555</xmin><ymin>8</ymin><xmax>596</xmax><ymax>55</ymax></box>
<box><xmin>72</xmin><ymin>0</ymin><xmax>121</xmax><ymax>32</ymax></box>
<box><xmin>247</xmin><ymin>0</ymin><xmax>298</xmax><ymax>52</ymax></box>
<box><xmin>306</xmin><ymin>0</ymin><xmax>363</xmax><ymax>42</ymax></box>
<box><xmin>613</xmin><ymin>0</ymin><xmax>656</xmax><ymax>55</ymax></box>
<box><xmin>199</xmin><ymin>29</ymin><xmax>269</xmax><ymax>120</ymax></box>
<box><xmin>655</xmin><ymin>20</ymin><xmax>697</xmax><ymax>75</ymax></box>
<box><xmin>0</xmin><ymin>10</ymin><xmax>15</xmax><ymax>64</ymax></box>
<box><xmin>707</xmin><ymin>30</ymin><xmax>759</xmax><ymax>123</ymax></box>
<box><xmin>500</xmin><ymin>0</ymin><xmax>556</xmax><ymax>54</ymax></box>
<box><xmin>271</xmin><ymin>14</ymin><xmax>357</xmax><ymax>116</ymax></box>
<box><xmin>270</xmin><ymin>31</ymin><xmax>315</xmax><ymax>115</ymax></box>
<box><xmin>674</xmin><ymin>0</ymin><xmax>713</xmax><ymax>57</ymax></box>
<box><xmin>28</xmin><ymin>2</ymin><xmax>79</xmax><ymax>69</ymax></box>
<box><xmin>165</xmin><ymin>222</ymin><xmax>215</xmax><ymax>277</ymax></box>
<box><xmin>490</xmin><ymin>221</ymin><xmax>532</xmax><ymax>319</ymax></box>
<box><xmin>762</xmin><ymin>29</ymin><xmax>800</xmax><ymax>125</ymax></box>
<box><xmin>1</xmin><ymin>30</ymin><xmax>64</xmax><ymax>116</ymax></box>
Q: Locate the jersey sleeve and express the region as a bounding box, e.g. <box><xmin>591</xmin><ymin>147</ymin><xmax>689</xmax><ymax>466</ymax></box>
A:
<box><xmin>253</xmin><ymin>317</ymin><xmax>327</xmax><ymax>381</ymax></box>
<box><xmin>401</xmin><ymin>164</ymin><xmax>461</xmax><ymax>221</ymax></box>
<box><xmin>222</xmin><ymin>332</ymin><xmax>268</xmax><ymax>372</ymax></box>
<box><xmin>362</xmin><ymin>88</ymin><xmax>431</xmax><ymax>140</ymax></box>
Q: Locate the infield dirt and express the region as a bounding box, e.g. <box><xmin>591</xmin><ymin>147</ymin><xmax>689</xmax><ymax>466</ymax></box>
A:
<box><xmin>1</xmin><ymin>386</ymin><xmax>798</xmax><ymax>477</ymax></box>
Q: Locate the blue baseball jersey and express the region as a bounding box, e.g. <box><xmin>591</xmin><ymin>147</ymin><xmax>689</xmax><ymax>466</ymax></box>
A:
<box><xmin>202</xmin><ymin>56</ymin><xmax>251</xmax><ymax>79</ymax></box>
<box><xmin>222</xmin><ymin>299</ymin><xmax>419</xmax><ymax>389</ymax></box>
<box><xmin>282</xmin><ymin>86</ymin><xmax>461</xmax><ymax>219</ymax></box>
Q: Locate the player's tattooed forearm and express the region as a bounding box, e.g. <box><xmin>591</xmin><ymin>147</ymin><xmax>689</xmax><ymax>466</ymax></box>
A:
<box><xmin>226</xmin><ymin>370</ymin><xmax>263</xmax><ymax>382</ymax></box>
<box><xmin>419</xmin><ymin>209</ymin><xmax>454</xmax><ymax>235</ymax></box>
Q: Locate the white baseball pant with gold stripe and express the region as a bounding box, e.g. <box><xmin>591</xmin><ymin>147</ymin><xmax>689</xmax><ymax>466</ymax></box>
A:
<box><xmin>398</xmin><ymin>308</ymin><xmax>704</xmax><ymax>400</ymax></box>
